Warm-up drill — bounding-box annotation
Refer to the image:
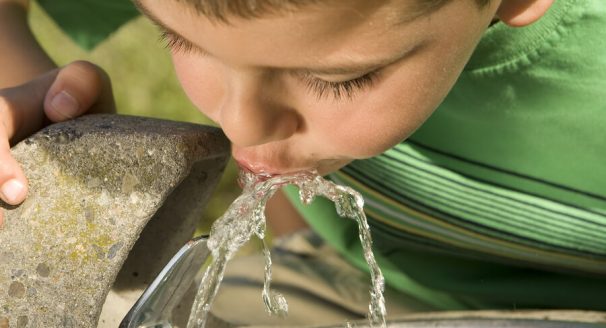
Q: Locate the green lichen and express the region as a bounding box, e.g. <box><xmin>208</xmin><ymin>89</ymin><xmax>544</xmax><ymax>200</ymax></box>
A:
<box><xmin>30</xmin><ymin>172</ymin><xmax>117</xmax><ymax>268</ymax></box>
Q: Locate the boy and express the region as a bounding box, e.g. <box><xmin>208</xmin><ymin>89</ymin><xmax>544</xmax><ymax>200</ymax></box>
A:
<box><xmin>1</xmin><ymin>0</ymin><xmax>605</xmax><ymax>325</ymax></box>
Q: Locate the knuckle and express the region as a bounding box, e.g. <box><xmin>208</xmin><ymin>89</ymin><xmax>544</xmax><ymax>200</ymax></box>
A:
<box><xmin>66</xmin><ymin>60</ymin><xmax>109</xmax><ymax>89</ymax></box>
<box><xmin>68</xmin><ymin>60</ymin><xmax>100</xmax><ymax>73</ymax></box>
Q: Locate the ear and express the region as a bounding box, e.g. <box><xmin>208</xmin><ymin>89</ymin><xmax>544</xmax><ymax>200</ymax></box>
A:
<box><xmin>496</xmin><ymin>0</ymin><xmax>554</xmax><ymax>27</ymax></box>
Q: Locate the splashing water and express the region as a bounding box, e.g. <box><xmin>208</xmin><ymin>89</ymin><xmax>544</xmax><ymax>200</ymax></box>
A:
<box><xmin>186</xmin><ymin>170</ymin><xmax>387</xmax><ymax>328</ymax></box>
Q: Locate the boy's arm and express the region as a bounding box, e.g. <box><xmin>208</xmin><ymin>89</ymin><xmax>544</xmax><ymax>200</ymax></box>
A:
<box><xmin>0</xmin><ymin>1</ymin><xmax>116</xmax><ymax>226</ymax></box>
<box><xmin>0</xmin><ymin>0</ymin><xmax>56</xmax><ymax>88</ymax></box>
<box><xmin>266</xmin><ymin>190</ymin><xmax>309</xmax><ymax>237</ymax></box>
<box><xmin>0</xmin><ymin>62</ymin><xmax>116</xmax><ymax>227</ymax></box>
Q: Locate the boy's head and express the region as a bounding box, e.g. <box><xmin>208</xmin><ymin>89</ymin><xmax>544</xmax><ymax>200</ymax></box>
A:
<box><xmin>174</xmin><ymin>0</ymin><xmax>493</xmax><ymax>22</ymax></box>
<box><xmin>134</xmin><ymin>0</ymin><xmax>553</xmax><ymax>175</ymax></box>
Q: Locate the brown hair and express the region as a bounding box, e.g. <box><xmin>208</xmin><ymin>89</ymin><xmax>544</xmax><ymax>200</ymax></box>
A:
<box><xmin>177</xmin><ymin>0</ymin><xmax>492</xmax><ymax>22</ymax></box>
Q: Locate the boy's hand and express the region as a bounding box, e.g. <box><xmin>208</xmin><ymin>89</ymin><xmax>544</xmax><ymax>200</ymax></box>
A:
<box><xmin>0</xmin><ymin>60</ymin><xmax>115</xmax><ymax>227</ymax></box>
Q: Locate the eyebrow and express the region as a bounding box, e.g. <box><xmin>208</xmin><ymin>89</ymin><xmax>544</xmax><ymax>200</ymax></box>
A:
<box><xmin>132</xmin><ymin>0</ymin><xmax>212</xmax><ymax>53</ymax></box>
<box><xmin>132</xmin><ymin>0</ymin><xmax>408</xmax><ymax>76</ymax></box>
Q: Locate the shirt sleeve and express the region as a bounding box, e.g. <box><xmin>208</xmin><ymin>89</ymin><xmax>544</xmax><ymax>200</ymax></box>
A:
<box><xmin>36</xmin><ymin>0</ymin><xmax>140</xmax><ymax>50</ymax></box>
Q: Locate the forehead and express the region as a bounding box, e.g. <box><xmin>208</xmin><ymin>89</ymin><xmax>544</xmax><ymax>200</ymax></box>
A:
<box><xmin>138</xmin><ymin>0</ymin><xmax>433</xmax><ymax>67</ymax></box>
<box><xmin>173</xmin><ymin>0</ymin><xmax>437</xmax><ymax>23</ymax></box>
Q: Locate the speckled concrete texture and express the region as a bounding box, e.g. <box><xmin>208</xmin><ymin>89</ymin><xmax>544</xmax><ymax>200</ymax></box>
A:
<box><xmin>0</xmin><ymin>114</ymin><xmax>229</xmax><ymax>328</ymax></box>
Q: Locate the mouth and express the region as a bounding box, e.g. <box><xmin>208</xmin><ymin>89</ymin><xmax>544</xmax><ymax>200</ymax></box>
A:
<box><xmin>234</xmin><ymin>157</ymin><xmax>304</xmax><ymax>176</ymax></box>
<box><xmin>232</xmin><ymin>147</ymin><xmax>316</xmax><ymax>176</ymax></box>
<box><xmin>232</xmin><ymin>145</ymin><xmax>350</xmax><ymax>177</ymax></box>
<box><xmin>235</xmin><ymin>159</ymin><xmax>276</xmax><ymax>178</ymax></box>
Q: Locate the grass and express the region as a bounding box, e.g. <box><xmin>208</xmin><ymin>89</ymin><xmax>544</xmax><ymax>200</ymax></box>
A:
<box><xmin>29</xmin><ymin>3</ymin><xmax>241</xmax><ymax>233</ymax></box>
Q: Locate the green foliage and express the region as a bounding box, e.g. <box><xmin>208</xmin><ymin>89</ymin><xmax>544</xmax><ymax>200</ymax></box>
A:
<box><xmin>29</xmin><ymin>3</ymin><xmax>240</xmax><ymax>232</ymax></box>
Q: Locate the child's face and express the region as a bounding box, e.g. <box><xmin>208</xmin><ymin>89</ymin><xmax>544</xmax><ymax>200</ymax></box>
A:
<box><xmin>137</xmin><ymin>0</ymin><xmax>498</xmax><ymax>175</ymax></box>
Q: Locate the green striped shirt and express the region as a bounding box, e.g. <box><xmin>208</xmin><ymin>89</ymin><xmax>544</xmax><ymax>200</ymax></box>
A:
<box><xmin>286</xmin><ymin>0</ymin><xmax>606</xmax><ymax>310</ymax></box>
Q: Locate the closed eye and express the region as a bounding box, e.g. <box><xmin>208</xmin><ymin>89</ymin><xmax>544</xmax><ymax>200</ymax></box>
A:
<box><xmin>158</xmin><ymin>25</ymin><xmax>380</xmax><ymax>101</ymax></box>
<box><xmin>299</xmin><ymin>71</ymin><xmax>379</xmax><ymax>100</ymax></box>
<box><xmin>159</xmin><ymin>29</ymin><xmax>192</xmax><ymax>53</ymax></box>
<box><xmin>158</xmin><ymin>29</ymin><xmax>207</xmax><ymax>55</ymax></box>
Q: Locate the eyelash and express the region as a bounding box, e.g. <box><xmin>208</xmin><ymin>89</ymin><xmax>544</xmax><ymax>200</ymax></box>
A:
<box><xmin>301</xmin><ymin>72</ymin><xmax>378</xmax><ymax>101</ymax></box>
<box><xmin>159</xmin><ymin>29</ymin><xmax>378</xmax><ymax>101</ymax></box>
<box><xmin>159</xmin><ymin>30</ymin><xmax>198</xmax><ymax>54</ymax></box>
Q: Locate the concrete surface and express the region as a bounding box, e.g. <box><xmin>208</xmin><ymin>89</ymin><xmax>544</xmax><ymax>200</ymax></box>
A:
<box><xmin>0</xmin><ymin>114</ymin><xmax>230</xmax><ymax>327</ymax></box>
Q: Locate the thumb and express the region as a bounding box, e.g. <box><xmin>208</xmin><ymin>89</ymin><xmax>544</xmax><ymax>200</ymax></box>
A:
<box><xmin>44</xmin><ymin>60</ymin><xmax>115</xmax><ymax>122</ymax></box>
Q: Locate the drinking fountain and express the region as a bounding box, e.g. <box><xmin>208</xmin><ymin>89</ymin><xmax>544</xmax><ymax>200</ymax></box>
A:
<box><xmin>1</xmin><ymin>114</ymin><xmax>604</xmax><ymax>328</ymax></box>
<box><xmin>0</xmin><ymin>114</ymin><xmax>230</xmax><ymax>327</ymax></box>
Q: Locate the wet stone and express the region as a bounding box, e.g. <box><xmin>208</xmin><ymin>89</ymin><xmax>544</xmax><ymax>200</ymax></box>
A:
<box><xmin>0</xmin><ymin>114</ymin><xmax>230</xmax><ymax>328</ymax></box>
<box><xmin>56</xmin><ymin>133</ymin><xmax>69</xmax><ymax>144</ymax></box>
<box><xmin>8</xmin><ymin>281</ymin><xmax>26</xmax><ymax>298</ymax></box>
<box><xmin>96</xmin><ymin>123</ymin><xmax>112</xmax><ymax>130</ymax></box>
<box><xmin>26</xmin><ymin>287</ymin><xmax>36</xmax><ymax>298</ymax></box>
<box><xmin>107</xmin><ymin>241</ymin><xmax>124</xmax><ymax>260</ymax></box>
<box><xmin>121</xmin><ymin>172</ymin><xmax>139</xmax><ymax>194</ymax></box>
<box><xmin>61</xmin><ymin>314</ymin><xmax>75</xmax><ymax>328</ymax></box>
<box><xmin>36</xmin><ymin>263</ymin><xmax>50</xmax><ymax>278</ymax></box>
<box><xmin>0</xmin><ymin>252</ymin><xmax>13</xmax><ymax>262</ymax></box>
<box><xmin>11</xmin><ymin>270</ymin><xmax>24</xmax><ymax>279</ymax></box>
<box><xmin>17</xmin><ymin>315</ymin><xmax>28</xmax><ymax>328</ymax></box>
<box><xmin>84</xmin><ymin>207</ymin><xmax>94</xmax><ymax>222</ymax></box>
<box><xmin>86</xmin><ymin>177</ymin><xmax>101</xmax><ymax>189</ymax></box>
<box><xmin>92</xmin><ymin>244</ymin><xmax>105</xmax><ymax>259</ymax></box>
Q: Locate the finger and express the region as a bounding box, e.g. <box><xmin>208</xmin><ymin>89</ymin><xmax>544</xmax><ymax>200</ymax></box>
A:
<box><xmin>1</xmin><ymin>67</ymin><xmax>62</xmax><ymax>144</ymax></box>
<box><xmin>43</xmin><ymin>60</ymin><xmax>115</xmax><ymax>122</ymax></box>
<box><xmin>0</xmin><ymin>116</ymin><xmax>28</xmax><ymax>207</ymax></box>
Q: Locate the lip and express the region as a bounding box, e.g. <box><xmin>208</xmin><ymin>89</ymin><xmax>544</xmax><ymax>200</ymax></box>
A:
<box><xmin>234</xmin><ymin>158</ymin><xmax>270</xmax><ymax>175</ymax></box>
<box><xmin>232</xmin><ymin>145</ymin><xmax>350</xmax><ymax>177</ymax></box>
<box><xmin>234</xmin><ymin>157</ymin><xmax>301</xmax><ymax>176</ymax></box>
<box><xmin>232</xmin><ymin>147</ymin><xmax>315</xmax><ymax>176</ymax></box>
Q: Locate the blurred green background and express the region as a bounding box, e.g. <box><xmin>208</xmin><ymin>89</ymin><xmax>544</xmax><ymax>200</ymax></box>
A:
<box><xmin>28</xmin><ymin>2</ymin><xmax>241</xmax><ymax>233</ymax></box>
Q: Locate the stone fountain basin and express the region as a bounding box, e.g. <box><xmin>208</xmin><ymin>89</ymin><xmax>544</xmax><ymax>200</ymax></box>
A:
<box><xmin>0</xmin><ymin>114</ymin><xmax>230</xmax><ymax>328</ymax></box>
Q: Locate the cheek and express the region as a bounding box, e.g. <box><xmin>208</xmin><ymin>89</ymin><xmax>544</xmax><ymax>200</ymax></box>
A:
<box><xmin>317</xmin><ymin>39</ymin><xmax>478</xmax><ymax>159</ymax></box>
<box><xmin>308</xmin><ymin>60</ymin><xmax>465</xmax><ymax>159</ymax></box>
<box><xmin>317</xmin><ymin>105</ymin><xmax>427</xmax><ymax>159</ymax></box>
<box><xmin>171</xmin><ymin>53</ymin><xmax>224</xmax><ymax>122</ymax></box>
<box><xmin>308</xmin><ymin>76</ymin><xmax>445</xmax><ymax>160</ymax></box>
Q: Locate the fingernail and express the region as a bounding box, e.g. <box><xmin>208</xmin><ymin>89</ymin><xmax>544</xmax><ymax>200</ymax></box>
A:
<box><xmin>1</xmin><ymin>179</ymin><xmax>25</xmax><ymax>204</ymax></box>
<box><xmin>50</xmin><ymin>90</ymin><xmax>79</xmax><ymax>119</ymax></box>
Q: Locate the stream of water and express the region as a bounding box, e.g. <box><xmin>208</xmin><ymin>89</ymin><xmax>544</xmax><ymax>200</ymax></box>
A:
<box><xmin>186</xmin><ymin>170</ymin><xmax>387</xmax><ymax>328</ymax></box>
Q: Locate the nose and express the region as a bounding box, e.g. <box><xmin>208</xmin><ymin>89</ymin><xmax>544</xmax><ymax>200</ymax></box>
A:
<box><xmin>219</xmin><ymin>71</ymin><xmax>301</xmax><ymax>147</ymax></box>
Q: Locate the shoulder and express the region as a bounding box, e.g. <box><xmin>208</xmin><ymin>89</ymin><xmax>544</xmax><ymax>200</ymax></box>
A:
<box><xmin>466</xmin><ymin>0</ymin><xmax>603</xmax><ymax>73</ymax></box>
